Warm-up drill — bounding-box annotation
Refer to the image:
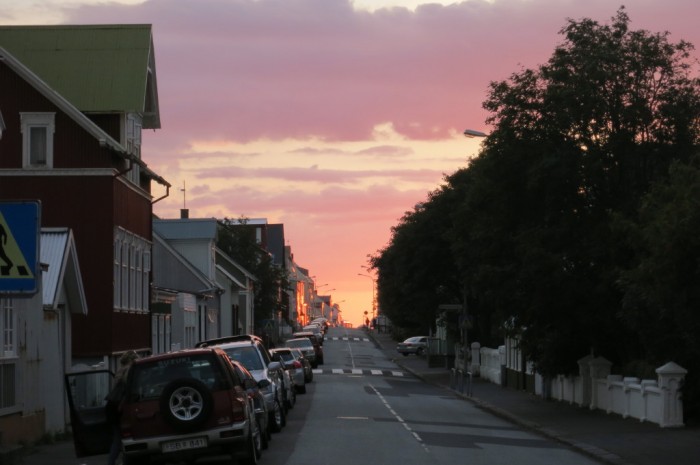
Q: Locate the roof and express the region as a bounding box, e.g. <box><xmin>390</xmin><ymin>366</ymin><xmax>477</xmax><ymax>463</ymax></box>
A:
<box><xmin>40</xmin><ymin>228</ymin><xmax>87</xmax><ymax>314</ymax></box>
<box><xmin>153</xmin><ymin>218</ymin><xmax>218</xmax><ymax>240</ymax></box>
<box><xmin>0</xmin><ymin>24</ymin><xmax>160</xmax><ymax>128</ymax></box>
<box><xmin>152</xmin><ymin>231</ymin><xmax>222</xmax><ymax>295</ymax></box>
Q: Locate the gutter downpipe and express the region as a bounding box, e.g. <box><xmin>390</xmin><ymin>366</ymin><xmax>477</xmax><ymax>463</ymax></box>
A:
<box><xmin>100</xmin><ymin>139</ymin><xmax>171</xmax><ymax>204</ymax></box>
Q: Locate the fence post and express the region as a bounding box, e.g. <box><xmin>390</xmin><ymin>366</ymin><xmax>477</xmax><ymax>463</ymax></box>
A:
<box><xmin>587</xmin><ymin>357</ymin><xmax>612</xmax><ymax>410</ymax></box>
<box><xmin>498</xmin><ymin>345</ymin><xmax>506</xmax><ymax>386</ymax></box>
<box><xmin>577</xmin><ymin>354</ymin><xmax>594</xmax><ymax>407</ymax></box>
<box><xmin>656</xmin><ymin>362</ymin><xmax>687</xmax><ymax>428</ymax></box>
<box><xmin>470</xmin><ymin>342</ymin><xmax>481</xmax><ymax>377</ymax></box>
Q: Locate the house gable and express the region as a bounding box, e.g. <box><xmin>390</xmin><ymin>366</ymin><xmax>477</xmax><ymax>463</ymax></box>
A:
<box><xmin>0</xmin><ymin>24</ymin><xmax>160</xmax><ymax>129</ymax></box>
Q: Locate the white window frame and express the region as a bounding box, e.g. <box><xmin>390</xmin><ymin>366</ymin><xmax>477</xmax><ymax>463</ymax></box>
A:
<box><xmin>126</xmin><ymin>114</ymin><xmax>142</xmax><ymax>185</ymax></box>
<box><xmin>142</xmin><ymin>250</ymin><xmax>151</xmax><ymax>308</ymax></box>
<box><xmin>0</xmin><ymin>298</ymin><xmax>18</xmax><ymax>412</ymax></box>
<box><xmin>114</xmin><ymin>240</ymin><xmax>122</xmax><ymax>308</ymax></box>
<box><xmin>21</xmin><ymin>112</ymin><xmax>55</xmax><ymax>168</ymax></box>
<box><xmin>113</xmin><ymin>229</ymin><xmax>151</xmax><ymax>313</ymax></box>
<box><xmin>1</xmin><ymin>298</ymin><xmax>16</xmax><ymax>358</ymax></box>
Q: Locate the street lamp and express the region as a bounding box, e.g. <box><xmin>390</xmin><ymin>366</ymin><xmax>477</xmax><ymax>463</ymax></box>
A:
<box><xmin>463</xmin><ymin>128</ymin><xmax>488</xmax><ymax>138</ymax></box>
<box><xmin>357</xmin><ymin>273</ymin><xmax>376</xmax><ymax>324</ymax></box>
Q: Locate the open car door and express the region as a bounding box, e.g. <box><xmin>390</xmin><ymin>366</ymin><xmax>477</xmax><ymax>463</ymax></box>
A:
<box><xmin>64</xmin><ymin>368</ymin><xmax>113</xmax><ymax>457</ymax></box>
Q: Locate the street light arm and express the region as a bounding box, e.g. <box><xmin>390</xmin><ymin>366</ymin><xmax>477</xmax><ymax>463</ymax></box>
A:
<box><xmin>357</xmin><ymin>273</ymin><xmax>376</xmax><ymax>320</ymax></box>
<box><xmin>463</xmin><ymin>128</ymin><xmax>488</xmax><ymax>138</ymax></box>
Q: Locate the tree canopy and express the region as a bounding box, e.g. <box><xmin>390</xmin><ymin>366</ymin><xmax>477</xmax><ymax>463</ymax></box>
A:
<box><xmin>217</xmin><ymin>218</ymin><xmax>289</xmax><ymax>326</ymax></box>
<box><xmin>370</xmin><ymin>7</ymin><xmax>700</xmax><ymax>416</ymax></box>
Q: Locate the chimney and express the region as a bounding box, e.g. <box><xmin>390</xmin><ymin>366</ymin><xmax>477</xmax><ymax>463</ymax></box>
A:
<box><xmin>180</xmin><ymin>209</ymin><xmax>189</xmax><ymax>219</ymax></box>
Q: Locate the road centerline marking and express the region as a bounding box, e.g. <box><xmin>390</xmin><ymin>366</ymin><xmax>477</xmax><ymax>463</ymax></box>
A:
<box><xmin>369</xmin><ymin>384</ymin><xmax>429</xmax><ymax>453</ymax></box>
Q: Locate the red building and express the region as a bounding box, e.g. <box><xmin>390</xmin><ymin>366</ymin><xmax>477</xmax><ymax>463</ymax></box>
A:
<box><xmin>0</xmin><ymin>25</ymin><xmax>170</xmax><ymax>362</ymax></box>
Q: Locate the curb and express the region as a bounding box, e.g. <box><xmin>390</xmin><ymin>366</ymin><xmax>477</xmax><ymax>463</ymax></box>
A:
<box><xmin>366</xmin><ymin>330</ymin><xmax>632</xmax><ymax>465</ymax></box>
<box><xmin>399</xmin><ymin>361</ymin><xmax>632</xmax><ymax>465</ymax></box>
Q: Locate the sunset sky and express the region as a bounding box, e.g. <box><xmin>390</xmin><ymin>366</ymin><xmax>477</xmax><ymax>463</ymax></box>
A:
<box><xmin>3</xmin><ymin>0</ymin><xmax>698</xmax><ymax>326</ymax></box>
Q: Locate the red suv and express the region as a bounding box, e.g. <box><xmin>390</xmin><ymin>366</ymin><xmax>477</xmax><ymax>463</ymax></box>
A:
<box><xmin>65</xmin><ymin>348</ymin><xmax>262</xmax><ymax>465</ymax></box>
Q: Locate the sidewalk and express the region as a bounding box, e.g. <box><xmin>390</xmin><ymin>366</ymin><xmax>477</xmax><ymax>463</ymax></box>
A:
<box><xmin>366</xmin><ymin>329</ymin><xmax>700</xmax><ymax>465</ymax></box>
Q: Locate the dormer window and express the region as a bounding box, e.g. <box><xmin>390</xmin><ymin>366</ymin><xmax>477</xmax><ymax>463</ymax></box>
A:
<box><xmin>21</xmin><ymin>112</ymin><xmax>55</xmax><ymax>168</ymax></box>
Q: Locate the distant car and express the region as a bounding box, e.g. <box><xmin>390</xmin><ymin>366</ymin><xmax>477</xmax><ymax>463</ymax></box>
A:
<box><xmin>291</xmin><ymin>331</ymin><xmax>324</xmax><ymax>365</ymax></box>
<box><xmin>65</xmin><ymin>347</ymin><xmax>262</xmax><ymax>465</ymax></box>
<box><xmin>302</xmin><ymin>324</ymin><xmax>325</xmax><ymax>345</ymax></box>
<box><xmin>397</xmin><ymin>336</ymin><xmax>428</xmax><ymax>356</ymax></box>
<box><xmin>285</xmin><ymin>337</ymin><xmax>319</xmax><ymax>368</ymax></box>
<box><xmin>289</xmin><ymin>347</ymin><xmax>313</xmax><ymax>383</ymax></box>
<box><xmin>310</xmin><ymin>318</ymin><xmax>330</xmax><ymax>332</ymax></box>
<box><xmin>271</xmin><ymin>347</ymin><xmax>306</xmax><ymax>394</ymax></box>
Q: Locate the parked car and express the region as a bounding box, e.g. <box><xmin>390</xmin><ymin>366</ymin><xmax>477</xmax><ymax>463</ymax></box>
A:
<box><xmin>65</xmin><ymin>347</ymin><xmax>262</xmax><ymax>465</ymax></box>
<box><xmin>302</xmin><ymin>324</ymin><xmax>325</xmax><ymax>344</ymax></box>
<box><xmin>291</xmin><ymin>332</ymin><xmax>324</xmax><ymax>365</ymax></box>
<box><xmin>197</xmin><ymin>335</ymin><xmax>286</xmax><ymax>433</ymax></box>
<box><xmin>285</xmin><ymin>337</ymin><xmax>319</xmax><ymax>368</ymax></box>
<box><xmin>310</xmin><ymin>318</ymin><xmax>329</xmax><ymax>332</ymax></box>
<box><xmin>289</xmin><ymin>347</ymin><xmax>313</xmax><ymax>383</ymax></box>
<box><xmin>396</xmin><ymin>336</ymin><xmax>428</xmax><ymax>356</ymax></box>
<box><xmin>271</xmin><ymin>348</ymin><xmax>306</xmax><ymax>394</ymax></box>
<box><xmin>230</xmin><ymin>361</ymin><xmax>271</xmax><ymax>450</ymax></box>
<box><xmin>275</xmin><ymin>355</ymin><xmax>296</xmax><ymax>410</ymax></box>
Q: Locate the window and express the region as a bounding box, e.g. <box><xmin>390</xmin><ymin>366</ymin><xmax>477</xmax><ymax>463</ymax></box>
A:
<box><xmin>0</xmin><ymin>298</ymin><xmax>17</xmax><ymax>411</ymax></box>
<box><xmin>114</xmin><ymin>240</ymin><xmax>122</xmax><ymax>308</ymax></box>
<box><xmin>142</xmin><ymin>250</ymin><xmax>151</xmax><ymax>308</ymax></box>
<box><xmin>21</xmin><ymin>113</ymin><xmax>55</xmax><ymax>168</ymax></box>
<box><xmin>1</xmin><ymin>298</ymin><xmax>16</xmax><ymax>358</ymax></box>
<box><xmin>126</xmin><ymin>114</ymin><xmax>142</xmax><ymax>185</ymax></box>
<box><xmin>113</xmin><ymin>228</ymin><xmax>151</xmax><ymax>312</ymax></box>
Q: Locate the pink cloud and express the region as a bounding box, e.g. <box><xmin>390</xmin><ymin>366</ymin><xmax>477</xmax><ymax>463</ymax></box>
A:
<box><xmin>63</xmin><ymin>0</ymin><xmax>700</xmax><ymax>146</ymax></box>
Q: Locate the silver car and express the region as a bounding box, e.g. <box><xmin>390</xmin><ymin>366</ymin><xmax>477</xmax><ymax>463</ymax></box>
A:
<box><xmin>285</xmin><ymin>337</ymin><xmax>318</xmax><ymax>368</ymax></box>
<box><xmin>271</xmin><ymin>348</ymin><xmax>306</xmax><ymax>394</ymax></box>
<box><xmin>396</xmin><ymin>336</ymin><xmax>428</xmax><ymax>356</ymax></box>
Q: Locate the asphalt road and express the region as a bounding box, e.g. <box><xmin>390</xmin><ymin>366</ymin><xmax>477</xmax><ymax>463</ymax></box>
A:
<box><xmin>260</xmin><ymin>326</ymin><xmax>601</xmax><ymax>465</ymax></box>
<box><xmin>21</xmin><ymin>326</ymin><xmax>604</xmax><ymax>465</ymax></box>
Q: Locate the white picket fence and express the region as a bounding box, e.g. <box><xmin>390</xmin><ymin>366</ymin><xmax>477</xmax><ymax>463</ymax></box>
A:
<box><xmin>471</xmin><ymin>341</ymin><xmax>687</xmax><ymax>428</ymax></box>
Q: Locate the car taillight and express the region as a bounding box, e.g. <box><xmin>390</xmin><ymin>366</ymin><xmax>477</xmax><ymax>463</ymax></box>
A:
<box><xmin>292</xmin><ymin>360</ymin><xmax>302</xmax><ymax>369</ymax></box>
<box><xmin>229</xmin><ymin>387</ymin><xmax>247</xmax><ymax>421</ymax></box>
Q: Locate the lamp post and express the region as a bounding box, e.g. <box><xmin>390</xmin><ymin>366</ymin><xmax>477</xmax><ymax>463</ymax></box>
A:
<box><xmin>458</xmin><ymin>128</ymin><xmax>488</xmax><ymax>365</ymax></box>
<box><xmin>463</xmin><ymin>128</ymin><xmax>488</xmax><ymax>138</ymax></box>
<box><xmin>357</xmin><ymin>273</ymin><xmax>376</xmax><ymax>324</ymax></box>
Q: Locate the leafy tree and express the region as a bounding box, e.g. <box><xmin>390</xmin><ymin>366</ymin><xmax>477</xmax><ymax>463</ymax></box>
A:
<box><xmin>217</xmin><ymin>218</ymin><xmax>289</xmax><ymax>327</ymax></box>
<box><xmin>371</xmin><ymin>185</ymin><xmax>464</xmax><ymax>336</ymax></box>
<box><xmin>373</xmin><ymin>6</ymin><xmax>700</xmax><ymax>408</ymax></box>
<box><xmin>616</xmin><ymin>157</ymin><xmax>700</xmax><ymax>416</ymax></box>
<box><xmin>472</xmin><ymin>6</ymin><xmax>700</xmax><ymax>375</ymax></box>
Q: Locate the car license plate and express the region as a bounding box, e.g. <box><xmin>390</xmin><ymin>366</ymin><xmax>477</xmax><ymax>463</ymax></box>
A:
<box><xmin>161</xmin><ymin>437</ymin><xmax>207</xmax><ymax>453</ymax></box>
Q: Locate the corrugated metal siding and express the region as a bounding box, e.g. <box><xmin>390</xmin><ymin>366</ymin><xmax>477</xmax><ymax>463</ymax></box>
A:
<box><xmin>40</xmin><ymin>229</ymin><xmax>69</xmax><ymax>307</ymax></box>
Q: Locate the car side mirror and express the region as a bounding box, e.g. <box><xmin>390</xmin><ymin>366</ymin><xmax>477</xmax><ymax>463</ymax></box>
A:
<box><xmin>258</xmin><ymin>379</ymin><xmax>272</xmax><ymax>389</ymax></box>
<box><xmin>268</xmin><ymin>361</ymin><xmax>283</xmax><ymax>372</ymax></box>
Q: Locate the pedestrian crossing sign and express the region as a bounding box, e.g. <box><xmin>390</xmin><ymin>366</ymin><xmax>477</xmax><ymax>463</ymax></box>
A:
<box><xmin>0</xmin><ymin>201</ymin><xmax>41</xmax><ymax>295</ymax></box>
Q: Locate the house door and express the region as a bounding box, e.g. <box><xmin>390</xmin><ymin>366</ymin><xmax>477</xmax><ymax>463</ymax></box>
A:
<box><xmin>64</xmin><ymin>369</ymin><xmax>113</xmax><ymax>457</ymax></box>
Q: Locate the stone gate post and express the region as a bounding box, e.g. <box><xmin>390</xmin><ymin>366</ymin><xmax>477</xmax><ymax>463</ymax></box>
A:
<box><xmin>656</xmin><ymin>362</ymin><xmax>687</xmax><ymax>428</ymax></box>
